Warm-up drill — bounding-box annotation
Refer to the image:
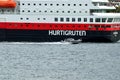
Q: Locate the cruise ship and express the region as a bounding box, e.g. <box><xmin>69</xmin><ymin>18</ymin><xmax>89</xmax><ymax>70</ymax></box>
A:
<box><xmin>0</xmin><ymin>0</ymin><xmax>120</xmax><ymax>42</ymax></box>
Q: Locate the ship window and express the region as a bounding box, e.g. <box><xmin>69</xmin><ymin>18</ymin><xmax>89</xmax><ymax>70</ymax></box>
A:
<box><xmin>102</xmin><ymin>18</ymin><xmax>106</xmax><ymax>22</ymax></box>
<box><xmin>39</xmin><ymin>10</ymin><xmax>41</xmax><ymax>12</ymax></box>
<box><xmin>39</xmin><ymin>4</ymin><xmax>41</xmax><ymax>6</ymax></box>
<box><xmin>62</xmin><ymin>11</ymin><xmax>65</xmax><ymax>13</ymax></box>
<box><xmin>22</xmin><ymin>10</ymin><xmax>25</xmax><ymax>12</ymax></box>
<box><xmin>90</xmin><ymin>18</ymin><xmax>93</xmax><ymax>22</ymax></box>
<box><xmin>28</xmin><ymin>3</ymin><xmax>30</xmax><ymax>5</ymax></box>
<box><xmin>68</xmin><ymin>11</ymin><xmax>70</xmax><ymax>13</ymax></box>
<box><xmin>34</xmin><ymin>3</ymin><xmax>36</xmax><ymax>6</ymax></box>
<box><xmin>62</xmin><ymin>4</ymin><xmax>65</xmax><ymax>6</ymax></box>
<box><xmin>95</xmin><ymin>18</ymin><xmax>100</xmax><ymax>22</ymax></box>
<box><xmin>33</xmin><ymin>10</ymin><xmax>36</xmax><ymax>12</ymax></box>
<box><xmin>68</xmin><ymin>4</ymin><xmax>70</xmax><ymax>6</ymax></box>
<box><xmin>60</xmin><ymin>18</ymin><xmax>64</xmax><ymax>22</ymax></box>
<box><xmin>79</xmin><ymin>4</ymin><xmax>82</xmax><ymax>6</ymax></box>
<box><xmin>79</xmin><ymin>11</ymin><xmax>81</xmax><ymax>13</ymax></box>
<box><xmin>66</xmin><ymin>18</ymin><xmax>70</xmax><ymax>22</ymax></box>
<box><xmin>55</xmin><ymin>18</ymin><xmax>58</xmax><ymax>22</ymax></box>
<box><xmin>56</xmin><ymin>4</ymin><xmax>59</xmax><ymax>6</ymax></box>
<box><xmin>50</xmin><ymin>11</ymin><xmax>53</xmax><ymax>13</ymax></box>
<box><xmin>74</xmin><ymin>4</ymin><xmax>76</xmax><ymax>6</ymax></box>
<box><xmin>26</xmin><ymin>18</ymin><xmax>29</xmax><ymax>20</ymax></box>
<box><xmin>50</xmin><ymin>4</ymin><xmax>53</xmax><ymax>6</ymax></box>
<box><xmin>43</xmin><ymin>18</ymin><xmax>46</xmax><ymax>20</ymax></box>
<box><xmin>22</xmin><ymin>3</ymin><xmax>25</xmax><ymax>5</ymax></box>
<box><xmin>45</xmin><ymin>10</ymin><xmax>47</xmax><ymax>12</ymax></box>
<box><xmin>84</xmin><ymin>18</ymin><xmax>87</xmax><ymax>22</ymax></box>
<box><xmin>85</xmin><ymin>4</ymin><xmax>87</xmax><ymax>6</ymax></box>
<box><xmin>28</xmin><ymin>10</ymin><xmax>30</xmax><ymax>12</ymax></box>
<box><xmin>78</xmin><ymin>18</ymin><xmax>81</xmax><ymax>22</ymax></box>
<box><xmin>108</xmin><ymin>18</ymin><xmax>113</xmax><ymax>22</ymax></box>
<box><xmin>56</xmin><ymin>11</ymin><xmax>59</xmax><ymax>13</ymax></box>
<box><xmin>20</xmin><ymin>18</ymin><xmax>23</xmax><ymax>20</ymax></box>
<box><xmin>38</xmin><ymin>18</ymin><xmax>40</xmax><ymax>20</ymax></box>
<box><xmin>45</xmin><ymin>4</ymin><xmax>47</xmax><ymax>6</ymax></box>
<box><xmin>85</xmin><ymin>11</ymin><xmax>87</xmax><ymax>13</ymax></box>
<box><xmin>72</xmin><ymin>18</ymin><xmax>75</xmax><ymax>22</ymax></box>
<box><xmin>73</xmin><ymin>11</ymin><xmax>76</xmax><ymax>13</ymax></box>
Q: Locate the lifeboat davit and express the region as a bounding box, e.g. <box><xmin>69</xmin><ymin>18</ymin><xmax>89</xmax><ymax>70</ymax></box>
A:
<box><xmin>0</xmin><ymin>0</ymin><xmax>16</xmax><ymax>8</ymax></box>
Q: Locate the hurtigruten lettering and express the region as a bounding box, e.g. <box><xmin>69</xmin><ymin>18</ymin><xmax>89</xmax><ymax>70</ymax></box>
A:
<box><xmin>49</xmin><ymin>30</ymin><xmax>86</xmax><ymax>36</ymax></box>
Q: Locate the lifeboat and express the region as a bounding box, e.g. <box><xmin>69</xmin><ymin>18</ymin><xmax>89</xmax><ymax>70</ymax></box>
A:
<box><xmin>0</xmin><ymin>0</ymin><xmax>16</xmax><ymax>8</ymax></box>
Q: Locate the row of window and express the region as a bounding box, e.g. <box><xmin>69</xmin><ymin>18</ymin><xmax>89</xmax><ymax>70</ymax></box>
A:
<box><xmin>54</xmin><ymin>18</ymin><xmax>120</xmax><ymax>22</ymax></box>
<box><xmin>19</xmin><ymin>3</ymin><xmax>88</xmax><ymax>6</ymax></box>
<box><xmin>20</xmin><ymin>18</ymin><xmax>46</xmax><ymax>20</ymax></box>
<box><xmin>21</xmin><ymin>10</ymin><xmax>88</xmax><ymax>13</ymax></box>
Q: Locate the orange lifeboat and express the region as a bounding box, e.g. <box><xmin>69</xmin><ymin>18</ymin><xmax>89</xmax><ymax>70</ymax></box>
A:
<box><xmin>0</xmin><ymin>0</ymin><xmax>16</xmax><ymax>8</ymax></box>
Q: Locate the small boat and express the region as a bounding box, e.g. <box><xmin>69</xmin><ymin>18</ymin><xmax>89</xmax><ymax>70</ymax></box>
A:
<box><xmin>0</xmin><ymin>0</ymin><xmax>16</xmax><ymax>8</ymax></box>
<box><xmin>64</xmin><ymin>38</ymin><xmax>82</xmax><ymax>44</ymax></box>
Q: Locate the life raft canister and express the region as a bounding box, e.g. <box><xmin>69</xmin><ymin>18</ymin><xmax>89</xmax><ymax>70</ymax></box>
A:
<box><xmin>0</xmin><ymin>0</ymin><xmax>16</xmax><ymax>8</ymax></box>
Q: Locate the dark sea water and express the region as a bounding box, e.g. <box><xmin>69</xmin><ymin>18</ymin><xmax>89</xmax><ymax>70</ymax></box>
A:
<box><xmin>0</xmin><ymin>42</ymin><xmax>120</xmax><ymax>80</ymax></box>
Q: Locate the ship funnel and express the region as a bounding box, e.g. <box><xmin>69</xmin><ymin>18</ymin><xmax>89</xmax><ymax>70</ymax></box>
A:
<box><xmin>0</xmin><ymin>0</ymin><xmax>16</xmax><ymax>8</ymax></box>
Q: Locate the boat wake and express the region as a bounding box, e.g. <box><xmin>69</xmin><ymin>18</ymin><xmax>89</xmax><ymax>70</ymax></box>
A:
<box><xmin>0</xmin><ymin>42</ymin><xmax>70</xmax><ymax>45</ymax></box>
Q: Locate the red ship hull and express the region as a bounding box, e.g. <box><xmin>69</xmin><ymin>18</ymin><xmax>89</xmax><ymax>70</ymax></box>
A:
<box><xmin>0</xmin><ymin>22</ymin><xmax>120</xmax><ymax>42</ymax></box>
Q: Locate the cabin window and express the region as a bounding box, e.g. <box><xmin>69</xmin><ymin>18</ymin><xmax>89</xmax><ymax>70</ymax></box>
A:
<box><xmin>102</xmin><ymin>18</ymin><xmax>107</xmax><ymax>22</ymax></box>
<box><xmin>28</xmin><ymin>10</ymin><xmax>30</xmax><ymax>12</ymax></box>
<box><xmin>56</xmin><ymin>4</ymin><xmax>59</xmax><ymax>6</ymax></box>
<box><xmin>50</xmin><ymin>11</ymin><xmax>53</xmax><ymax>13</ymax></box>
<box><xmin>60</xmin><ymin>18</ymin><xmax>64</xmax><ymax>22</ymax></box>
<box><xmin>68</xmin><ymin>11</ymin><xmax>70</xmax><ymax>13</ymax></box>
<box><xmin>66</xmin><ymin>18</ymin><xmax>70</xmax><ymax>22</ymax></box>
<box><xmin>62</xmin><ymin>11</ymin><xmax>65</xmax><ymax>13</ymax></box>
<box><xmin>33</xmin><ymin>3</ymin><xmax>36</xmax><ymax>6</ymax></box>
<box><xmin>62</xmin><ymin>4</ymin><xmax>65</xmax><ymax>6</ymax></box>
<box><xmin>39</xmin><ymin>4</ymin><xmax>41</xmax><ymax>6</ymax></box>
<box><xmin>56</xmin><ymin>11</ymin><xmax>59</xmax><ymax>13</ymax></box>
<box><xmin>73</xmin><ymin>11</ymin><xmax>76</xmax><ymax>13</ymax></box>
<box><xmin>95</xmin><ymin>18</ymin><xmax>100</xmax><ymax>22</ymax></box>
<box><xmin>26</xmin><ymin>18</ymin><xmax>29</xmax><ymax>20</ymax></box>
<box><xmin>28</xmin><ymin>3</ymin><xmax>30</xmax><ymax>5</ymax></box>
<box><xmin>85</xmin><ymin>4</ymin><xmax>87</xmax><ymax>6</ymax></box>
<box><xmin>38</xmin><ymin>18</ymin><xmax>40</xmax><ymax>20</ymax></box>
<box><xmin>78</xmin><ymin>18</ymin><xmax>81</xmax><ymax>22</ymax></box>
<box><xmin>55</xmin><ymin>18</ymin><xmax>58</xmax><ymax>22</ymax></box>
<box><xmin>79</xmin><ymin>4</ymin><xmax>82</xmax><ymax>6</ymax></box>
<box><xmin>107</xmin><ymin>18</ymin><xmax>113</xmax><ymax>22</ymax></box>
<box><xmin>20</xmin><ymin>18</ymin><xmax>23</xmax><ymax>20</ymax></box>
<box><xmin>22</xmin><ymin>3</ymin><xmax>25</xmax><ymax>5</ymax></box>
<box><xmin>68</xmin><ymin>4</ymin><xmax>70</xmax><ymax>6</ymax></box>
<box><xmin>50</xmin><ymin>4</ymin><xmax>53</xmax><ymax>6</ymax></box>
<box><xmin>90</xmin><ymin>18</ymin><xmax>93</xmax><ymax>22</ymax></box>
<box><xmin>74</xmin><ymin>4</ymin><xmax>76</xmax><ymax>6</ymax></box>
<box><xmin>84</xmin><ymin>18</ymin><xmax>87</xmax><ymax>22</ymax></box>
<box><xmin>45</xmin><ymin>4</ymin><xmax>47</xmax><ymax>6</ymax></box>
<box><xmin>72</xmin><ymin>18</ymin><xmax>75</xmax><ymax>22</ymax></box>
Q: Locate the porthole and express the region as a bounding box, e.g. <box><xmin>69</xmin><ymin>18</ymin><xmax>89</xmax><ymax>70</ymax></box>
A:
<box><xmin>50</xmin><ymin>11</ymin><xmax>53</xmax><ymax>13</ymax></box>
<box><xmin>56</xmin><ymin>4</ymin><xmax>59</xmax><ymax>6</ymax></box>
<box><xmin>28</xmin><ymin>3</ymin><xmax>30</xmax><ymax>5</ymax></box>
<box><xmin>79</xmin><ymin>4</ymin><xmax>82</xmax><ymax>6</ymax></box>
<box><xmin>22</xmin><ymin>3</ymin><xmax>25</xmax><ymax>5</ymax></box>
<box><xmin>68</xmin><ymin>11</ymin><xmax>70</xmax><ymax>13</ymax></box>
<box><xmin>85</xmin><ymin>4</ymin><xmax>87</xmax><ymax>6</ymax></box>
<box><xmin>50</xmin><ymin>4</ymin><xmax>53</xmax><ymax>6</ymax></box>
<box><xmin>33</xmin><ymin>3</ymin><xmax>36</xmax><ymax>6</ymax></box>
<box><xmin>74</xmin><ymin>4</ymin><xmax>76</xmax><ymax>6</ymax></box>
<box><xmin>68</xmin><ymin>4</ymin><xmax>70</xmax><ymax>6</ymax></box>
<box><xmin>62</xmin><ymin>4</ymin><xmax>65</xmax><ymax>6</ymax></box>
<box><xmin>45</xmin><ymin>4</ymin><xmax>47</xmax><ymax>6</ymax></box>
<box><xmin>38</xmin><ymin>18</ymin><xmax>40</xmax><ymax>20</ymax></box>
<box><xmin>20</xmin><ymin>18</ymin><xmax>23</xmax><ymax>20</ymax></box>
